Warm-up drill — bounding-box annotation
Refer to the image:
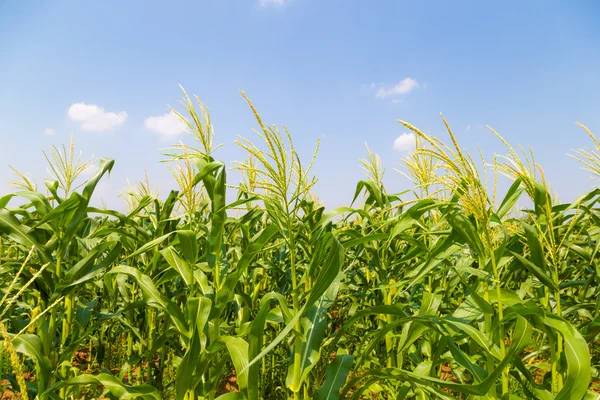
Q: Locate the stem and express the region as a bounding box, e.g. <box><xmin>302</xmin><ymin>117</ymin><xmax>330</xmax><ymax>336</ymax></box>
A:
<box><xmin>0</xmin><ymin>340</ymin><xmax>4</xmax><ymax>382</ymax></box>
<box><xmin>271</xmin><ymin>353</ymin><xmax>275</xmax><ymax>392</ymax></box>
<box><xmin>384</xmin><ymin>288</ymin><xmax>394</xmax><ymax>368</ymax></box>
<box><xmin>487</xmin><ymin>240</ymin><xmax>508</xmax><ymax>396</ymax></box>
<box><xmin>61</xmin><ymin>295</ymin><xmax>73</xmax><ymax>347</ymax></box>
<box><xmin>495</xmin><ymin>281</ymin><xmax>508</xmax><ymax>395</ymax></box>
<box><xmin>127</xmin><ymin>284</ymin><xmax>135</xmax><ymax>383</ymax></box>
<box><xmin>483</xmin><ymin>281</ymin><xmax>495</xmax><ymax>392</ymax></box>
<box><xmin>290</xmin><ymin>241</ymin><xmax>302</xmax><ymax>398</ymax></box>
<box><xmin>157</xmin><ymin>319</ymin><xmax>168</xmax><ymax>391</ymax></box>
<box><xmin>56</xmin><ymin>251</ymin><xmax>70</xmax><ymax>399</ymax></box>
<box><xmin>380</xmin><ymin>243</ymin><xmax>396</xmax><ymax>369</ymax></box>
<box><xmin>261</xmin><ymin>343</ymin><xmax>266</xmax><ymax>396</ymax></box>
<box><xmin>127</xmin><ymin>332</ymin><xmax>133</xmax><ymax>380</ymax></box>
<box><xmin>147</xmin><ymin>308</ymin><xmax>155</xmax><ymax>385</ymax></box>
<box><xmin>552</xmin><ymin>261</ymin><xmax>564</xmax><ymax>393</ymax></box>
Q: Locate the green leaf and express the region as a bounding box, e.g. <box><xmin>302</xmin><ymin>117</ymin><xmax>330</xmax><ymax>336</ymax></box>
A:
<box><xmin>521</xmin><ymin>222</ymin><xmax>548</xmax><ymax>277</ymax></box>
<box><xmin>176</xmin><ymin>230</ymin><xmax>198</xmax><ymax>264</ymax></box>
<box><xmin>242</xmin><ymin>236</ymin><xmax>344</xmax><ymax>374</ymax></box>
<box><xmin>107</xmin><ymin>265</ymin><xmax>189</xmax><ymax>336</ymax></box>
<box><xmin>0</xmin><ymin>208</ymin><xmax>51</xmax><ymax>262</ymax></box>
<box><xmin>160</xmin><ymin>246</ymin><xmax>193</xmax><ymax>286</ymax></box>
<box><xmin>505</xmin><ymin>305</ymin><xmax>591</xmax><ymax>400</ymax></box>
<box><xmin>212</xmin><ymin>224</ymin><xmax>279</xmax><ymax>319</ymax></box>
<box><xmin>511</xmin><ymin>251</ymin><xmax>559</xmax><ymax>292</ymax></box>
<box><xmin>390</xmin><ymin>199</ymin><xmax>436</xmax><ymax>240</ymax></box>
<box><xmin>124</xmin><ymin>232</ymin><xmax>175</xmax><ymax>260</ymax></box>
<box><xmin>446</xmin><ymin>210</ymin><xmax>485</xmax><ymax>257</ymax></box>
<box><xmin>342</xmin><ymin>315</ymin><xmax>532</xmax><ymax>397</ymax></box>
<box><xmin>288</xmin><ymin>272</ymin><xmax>341</xmax><ymax>391</ymax></box>
<box><xmin>317</xmin><ymin>352</ymin><xmax>354</xmax><ymax>400</ymax></box>
<box><xmin>82</xmin><ymin>158</ymin><xmax>115</xmax><ymax>200</ymax></box>
<box><xmin>43</xmin><ymin>373</ymin><xmax>160</xmax><ymax>399</ymax></box>
<box><xmin>496</xmin><ymin>178</ymin><xmax>523</xmax><ymax>218</ymax></box>
<box><xmin>221</xmin><ymin>336</ymin><xmax>250</xmax><ymax>396</ymax></box>
<box><xmin>12</xmin><ymin>334</ymin><xmax>52</xmax><ymax>394</ymax></box>
<box><xmin>397</xmin><ymin>292</ymin><xmax>442</xmax><ymax>355</ymax></box>
<box><xmin>352</xmin><ymin>180</ymin><xmax>384</xmax><ymax>208</ymax></box>
<box><xmin>15</xmin><ymin>191</ymin><xmax>52</xmax><ymax>217</ymax></box>
<box><xmin>60</xmin><ymin>241</ymin><xmax>123</xmax><ymax>292</ymax></box>
<box><xmin>176</xmin><ymin>296</ymin><xmax>212</xmax><ymax>400</ymax></box>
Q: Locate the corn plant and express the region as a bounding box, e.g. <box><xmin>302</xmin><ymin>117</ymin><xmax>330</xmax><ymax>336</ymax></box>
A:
<box><xmin>2</xmin><ymin>89</ymin><xmax>600</xmax><ymax>400</ymax></box>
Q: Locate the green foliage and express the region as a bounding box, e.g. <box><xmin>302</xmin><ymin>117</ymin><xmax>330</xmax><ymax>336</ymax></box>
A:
<box><xmin>1</xmin><ymin>89</ymin><xmax>600</xmax><ymax>400</ymax></box>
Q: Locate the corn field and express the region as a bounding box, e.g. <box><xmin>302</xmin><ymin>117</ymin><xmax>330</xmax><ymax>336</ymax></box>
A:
<box><xmin>2</xmin><ymin>88</ymin><xmax>600</xmax><ymax>400</ymax></box>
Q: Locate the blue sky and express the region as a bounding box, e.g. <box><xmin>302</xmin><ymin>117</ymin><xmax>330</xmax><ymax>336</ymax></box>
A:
<box><xmin>1</xmin><ymin>1</ymin><xmax>600</xmax><ymax>209</ymax></box>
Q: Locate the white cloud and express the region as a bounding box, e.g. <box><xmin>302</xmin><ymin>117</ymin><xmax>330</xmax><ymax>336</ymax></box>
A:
<box><xmin>393</xmin><ymin>133</ymin><xmax>416</xmax><ymax>152</ymax></box>
<box><xmin>376</xmin><ymin>78</ymin><xmax>419</xmax><ymax>98</ymax></box>
<box><xmin>465</xmin><ymin>124</ymin><xmax>484</xmax><ymax>133</ymax></box>
<box><xmin>259</xmin><ymin>0</ymin><xmax>286</xmax><ymax>6</ymax></box>
<box><xmin>144</xmin><ymin>111</ymin><xmax>187</xmax><ymax>139</ymax></box>
<box><xmin>43</xmin><ymin>128</ymin><xmax>56</xmax><ymax>136</ymax></box>
<box><xmin>68</xmin><ymin>103</ymin><xmax>127</xmax><ymax>132</ymax></box>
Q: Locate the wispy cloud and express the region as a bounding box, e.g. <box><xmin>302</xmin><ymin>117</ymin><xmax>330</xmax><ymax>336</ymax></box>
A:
<box><xmin>393</xmin><ymin>133</ymin><xmax>415</xmax><ymax>152</ymax></box>
<box><xmin>376</xmin><ymin>78</ymin><xmax>419</xmax><ymax>98</ymax></box>
<box><xmin>43</xmin><ymin>128</ymin><xmax>56</xmax><ymax>136</ymax></box>
<box><xmin>259</xmin><ymin>0</ymin><xmax>286</xmax><ymax>7</ymax></box>
<box><xmin>68</xmin><ymin>103</ymin><xmax>127</xmax><ymax>132</ymax></box>
<box><xmin>464</xmin><ymin>124</ymin><xmax>484</xmax><ymax>133</ymax></box>
<box><xmin>144</xmin><ymin>111</ymin><xmax>186</xmax><ymax>139</ymax></box>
